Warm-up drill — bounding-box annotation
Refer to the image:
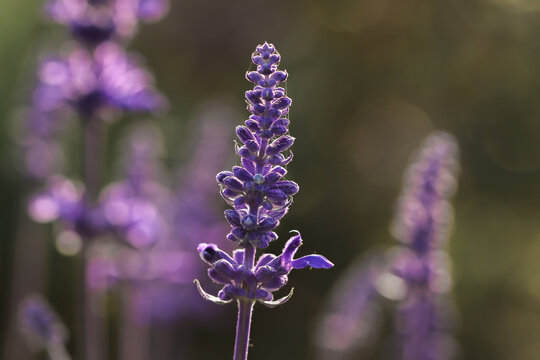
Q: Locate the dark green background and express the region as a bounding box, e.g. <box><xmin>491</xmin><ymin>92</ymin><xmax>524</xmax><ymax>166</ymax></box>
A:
<box><xmin>2</xmin><ymin>0</ymin><xmax>540</xmax><ymax>359</ymax></box>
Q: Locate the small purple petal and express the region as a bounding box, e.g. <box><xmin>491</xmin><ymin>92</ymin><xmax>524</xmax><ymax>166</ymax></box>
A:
<box><xmin>224</xmin><ymin>209</ymin><xmax>242</xmax><ymax>227</ymax></box>
<box><xmin>256</xmin><ymin>253</ymin><xmax>277</xmax><ymax>267</ymax></box>
<box><xmin>266</xmin><ymin>189</ymin><xmax>287</xmax><ymax>202</ymax></box>
<box><xmin>213</xmin><ymin>259</ymin><xmax>237</xmax><ymax>280</ymax></box>
<box><xmin>291</xmin><ymin>255</ymin><xmax>334</xmax><ymax>269</ymax></box>
<box><xmin>233</xmin><ymin>166</ymin><xmax>253</xmax><ymax>182</ymax></box>
<box><xmin>197</xmin><ymin>243</ymin><xmax>235</xmax><ymax>265</ymax></box>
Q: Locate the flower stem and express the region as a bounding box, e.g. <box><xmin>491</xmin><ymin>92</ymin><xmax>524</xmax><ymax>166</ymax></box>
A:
<box><xmin>82</xmin><ymin>119</ymin><xmax>102</xmax><ymax>200</ymax></box>
<box><xmin>79</xmin><ymin>118</ymin><xmax>105</xmax><ymax>360</ymax></box>
<box><xmin>233</xmin><ymin>299</ymin><xmax>255</xmax><ymax>360</ymax></box>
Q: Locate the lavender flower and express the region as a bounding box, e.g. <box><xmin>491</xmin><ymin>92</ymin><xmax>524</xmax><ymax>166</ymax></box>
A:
<box><xmin>197</xmin><ymin>232</ymin><xmax>332</xmax><ymax>305</ymax></box>
<box><xmin>195</xmin><ymin>42</ymin><xmax>333</xmax><ymax>360</ymax></box>
<box><xmin>19</xmin><ymin>295</ymin><xmax>71</xmax><ymax>360</ymax></box>
<box><xmin>36</xmin><ymin>42</ymin><xmax>165</xmax><ymax>119</ymax></box>
<box><xmin>391</xmin><ymin>132</ymin><xmax>459</xmax><ymax>360</ymax></box>
<box><xmin>46</xmin><ymin>0</ymin><xmax>169</xmax><ymax>45</ymax></box>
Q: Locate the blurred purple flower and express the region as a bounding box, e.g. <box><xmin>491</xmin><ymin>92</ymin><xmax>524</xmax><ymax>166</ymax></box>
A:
<box><xmin>46</xmin><ymin>0</ymin><xmax>169</xmax><ymax>45</ymax></box>
<box><xmin>36</xmin><ymin>42</ymin><xmax>165</xmax><ymax>119</ymax></box>
<box><xmin>315</xmin><ymin>254</ymin><xmax>385</xmax><ymax>360</ymax></box>
<box><xmin>28</xmin><ymin>175</ymin><xmax>107</xmax><ymax>238</ymax></box>
<box><xmin>18</xmin><ymin>295</ymin><xmax>69</xmax><ymax>352</ymax></box>
<box><xmin>98</xmin><ymin>125</ymin><xmax>172</xmax><ymax>250</ymax></box>
<box><xmin>174</xmin><ymin>106</ymin><xmax>234</xmax><ymax>250</ymax></box>
<box><xmin>391</xmin><ymin>132</ymin><xmax>459</xmax><ymax>360</ymax></box>
<box><xmin>87</xmin><ymin>119</ymin><xmax>231</xmax><ymax>325</ymax></box>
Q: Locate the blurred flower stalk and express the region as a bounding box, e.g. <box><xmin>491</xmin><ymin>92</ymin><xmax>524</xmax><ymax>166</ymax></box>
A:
<box><xmin>20</xmin><ymin>0</ymin><xmax>169</xmax><ymax>359</ymax></box>
<box><xmin>315</xmin><ymin>132</ymin><xmax>460</xmax><ymax>360</ymax></box>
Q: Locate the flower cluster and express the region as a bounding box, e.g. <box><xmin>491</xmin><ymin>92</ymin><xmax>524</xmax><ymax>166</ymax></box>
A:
<box><xmin>20</xmin><ymin>0</ymin><xmax>167</xmax><ymax>181</ymax></box>
<box><xmin>28</xmin><ymin>175</ymin><xmax>107</xmax><ymax>238</ymax></box>
<box><xmin>98</xmin><ymin>125</ymin><xmax>171</xmax><ymax>248</ymax></box>
<box><xmin>46</xmin><ymin>0</ymin><xmax>169</xmax><ymax>45</ymax></box>
<box><xmin>217</xmin><ymin>43</ymin><xmax>297</xmax><ymax>249</ymax></box>
<box><xmin>197</xmin><ymin>43</ymin><xmax>333</xmax><ymax>312</ymax></box>
<box><xmin>391</xmin><ymin>132</ymin><xmax>459</xmax><ymax>360</ymax></box>
<box><xmin>85</xmin><ymin>113</ymin><xmax>233</xmax><ymax>324</ymax></box>
<box><xmin>37</xmin><ymin>43</ymin><xmax>164</xmax><ymax>119</ymax></box>
<box><xmin>197</xmin><ymin>233</ymin><xmax>332</xmax><ymax>305</ymax></box>
<box><xmin>313</xmin><ymin>132</ymin><xmax>459</xmax><ymax>360</ymax></box>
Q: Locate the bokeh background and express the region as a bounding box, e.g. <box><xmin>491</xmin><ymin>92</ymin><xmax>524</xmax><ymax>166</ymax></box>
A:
<box><xmin>2</xmin><ymin>0</ymin><xmax>540</xmax><ymax>359</ymax></box>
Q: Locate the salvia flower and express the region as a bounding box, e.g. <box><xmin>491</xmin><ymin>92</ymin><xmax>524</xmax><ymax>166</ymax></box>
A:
<box><xmin>46</xmin><ymin>0</ymin><xmax>169</xmax><ymax>45</ymax></box>
<box><xmin>216</xmin><ymin>42</ymin><xmax>297</xmax><ymax>249</ymax></box>
<box><xmin>37</xmin><ymin>42</ymin><xmax>165</xmax><ymax>119</ymax></box>
<box><xmin>196</xmin><ymin>43</ymin><xmax>333</xmax><ymax>360</ymax></box>
<box><xmin>18</xmin><ymin>295</ymin><xmax>70</xmax><ymax>358</ymax></box>
<box><xmin>391</xmin><ymin>132</ymin><xmax>459</xmax><ymax>360</ymax></box>
<box><xmin>196</xmin><ymin>232</ymin><xmax>332</xmax><ymax>306</ymax></box>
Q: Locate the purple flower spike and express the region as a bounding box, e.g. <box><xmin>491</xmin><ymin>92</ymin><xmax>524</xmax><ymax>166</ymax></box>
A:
<box><xmin>196</xmin><ymin>43</ymin><xmax>333</xmax><ymax>360</ymax></box>
<box><xmin>216</xmin><ymin>43</ymin><xmax>296</xmax><ymax>249</ymax></box>
<box><xmin>391</xmin><ymin>132</ymin><xmax>459</xmax><ymax>360</ymax></box>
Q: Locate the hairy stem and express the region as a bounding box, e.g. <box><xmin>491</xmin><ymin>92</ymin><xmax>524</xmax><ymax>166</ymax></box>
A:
<box><xmin>233</xmin><ymin>299</ymin><xmax>255</xmax><ymax>360</ymax></box>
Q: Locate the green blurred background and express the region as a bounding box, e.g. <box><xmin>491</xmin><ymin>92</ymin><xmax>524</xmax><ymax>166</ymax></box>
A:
<box><xmin>3</xmin><ymin>0</ymin><xmax>540</xmax><ymax>359</ymax></box>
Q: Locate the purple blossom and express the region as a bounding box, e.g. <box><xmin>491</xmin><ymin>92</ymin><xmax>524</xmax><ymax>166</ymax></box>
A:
<box><xmin>36</xmin><ymin>42</ymin><xmax>165</xmax><ymax>119</ymax></box>
<box><xmin>196</xmin><ymin>43</ymin><xmax>333</xmax><ymax>360</ymax></box>
<box><xmin>196</xmin><ymin>232</ymin><xmax>332</xmax><ymax>306</ymax></box>
<box><xmin>88</xmin><ymin>121</ymin><xmax>231</xmax><ymax>325</ymax></box>
<box><xmin>28</xmin><ymin>175</ymin><xmax>107</xmax><ymax>238</ymax></box>
<box><xmin>46</xmin><ymin>0</ymin><xmax>169</xmax><ymax>45</ymax></box>
<box><xmin>391</xmin><ymin>132</ymin><xmax>459</xmax><ymax>360</ymax></box>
